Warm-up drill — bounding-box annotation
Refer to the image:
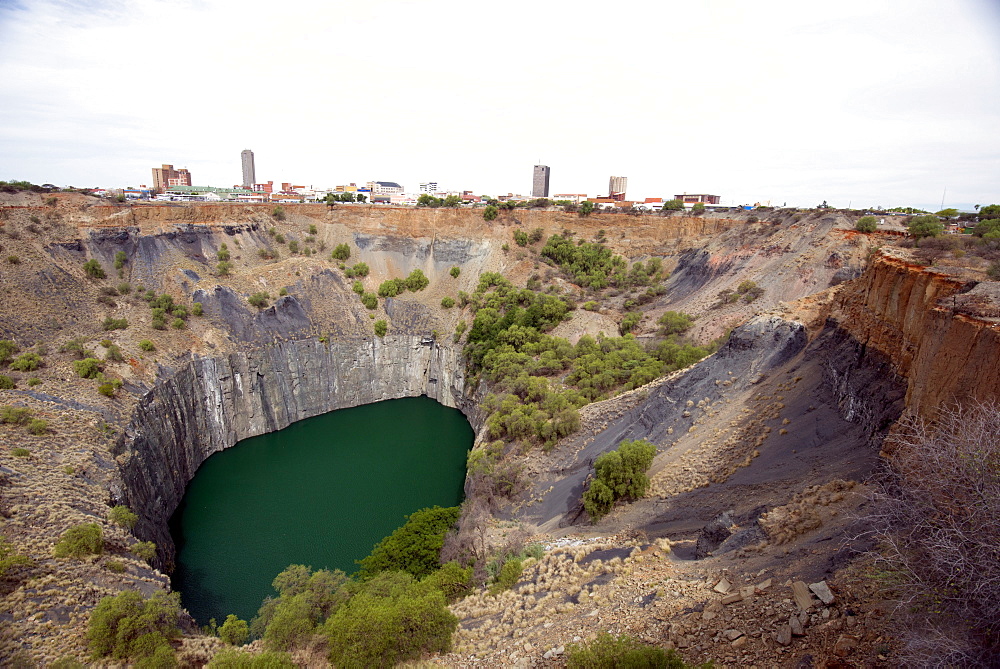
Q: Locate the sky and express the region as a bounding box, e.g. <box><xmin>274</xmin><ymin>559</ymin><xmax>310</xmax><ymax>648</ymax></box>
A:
<box><xmin>1</xmin><ymin>0</ymin><xmax>998</xmax><ymax>210</ymax></box>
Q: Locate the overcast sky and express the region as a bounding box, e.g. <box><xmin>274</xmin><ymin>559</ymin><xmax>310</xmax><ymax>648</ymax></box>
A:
<box><xmin>1</xmin><ymin>0</ymin><xmax>998</xmax><ymax>210</ymax></box>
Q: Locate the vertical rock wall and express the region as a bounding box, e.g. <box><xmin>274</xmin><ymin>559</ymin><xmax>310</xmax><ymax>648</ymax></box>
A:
<box><xmin>116</xmin><ymin>336</ymin><xmax>472</xmax><ymax>566</ymax></box>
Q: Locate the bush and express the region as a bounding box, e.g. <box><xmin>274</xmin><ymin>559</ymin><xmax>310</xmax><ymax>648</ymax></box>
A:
<box><xmin>856</xmin><ymin>215</ymin><xmax>878</xmax><ymax>232</ymax></box>
<box><xmin>360</xmin><ymin>292</ymin><xmax>378</xmax><ymax>310</ymax></box>
<box><xmin>105</xmin><ymin>344</ymin><xmax>123</xmax><ymax>362</ymax></box>
<box><xmin>218</xmin><ymin>614</ymin><xmax>250</xmax><ymax>646</ymax></box>
<box><xmin>566</xmin><ymin>632</ymin><xmax>686</xmax><ymax>668</ymax></box>
<box><xmin>0</xmin><ymin>339</ymin><xmax>17</xmax><ymax>364</ymax></box>
<box><xmin>83</xmin><ymin>259</ymin><xmax>106</xmax><ymax>279</ymax></box>
<box><xmin>271</xmin><ymin>206</ymin><xmax>286</xmax><ymax>221</ymax></box>
<box><xmin>117</xmin><ymin>282</ymin><xmax>132</xmax><ymax>294</ymax></box>
<box><xmin>27</xmin><ymin>377</ymin><xmax>40</xmax><ymax>387</ymax></box>
<box><xmin>53</xmin><ymin>523</ymin><xmax>103</xmax><ymax>558</ymax></box>
<box><xmin>658</xmin><ymin>311</ymin><xmax>694</xmax><ymax>335</ymax></box>
<box><xmin>217</xmin><ymin>260</ymin><xmax>233</xmax><ymax>276</ymax></box>
<box><xmin>1</xmin><ymin>406</ymin><xmax>31</xmax><ymax>424</ymax></box>
<box><xmin>10</xmin><ymin>352</ymin><xmax>42</xmax><ymax>371</ymax></box>
<box><xmin>73</xmin><ymin>358</ymin><xmax>103</xmax><ymax>379</ymax></box>
<box><xmin>483</xmin><ymin>204</ymin><xmax>499</xmax><ymax>221</ymax></box>
<box><xmin>114</xmin><ymin>251</ymin><xmax>127</xmax><ymax>270</ymax></box>
<box><xmin>102</xmin><ymin>317</ymin><xmax>128</xmax><ymax>331</ymax></box>
<box><xmin>86</xmin><ymin>590</ymin><xmax>181</xmax><ymax>662</ymax></box>
<box><xmin>582</xmin><ymin>439</ymin><xmax>656</xmax><ymax>521</ymax></box>
<box><xmin>0</xmin><ymin>534</ymin><xmax>31</xmax><ymax>578</ymax></box>
<box><xmin>866</xmin><ymin>401</ymin><xmax>1000</xmax><ymax>665</ymax></box>
<box><xmin>217</xmin><ymin>243</ymin><xmax>231</xmax><ymax>261</ymax></box>
<box><xmin>331</xmin><ymin>243</ymin><xmax>351</xmax><ymax>261</ymax></box>
<box><xmin>373</xmin><ymin>319</ymin><xmax>388</xmax><ymax>337</ymax></box>
<box><xmin>109</xmin><ymin>505</ymin><xmax>138</xmax><ymax>529</ymax></box>
<box><xmin>130</xmin><ymin>541</ymin><xmax>156</xmax><ymax>562</ymax></box>
<box><xmin>619</xmin><ymin>311</ymin><xmax>642</xmax><ymax>335</ymax></box>
<box><xmin>488</xmin><ymin>557</ymin><xmax>523</xmax><ymax>595</ymax></box>
<box><xmin>26</xmin><ymin>419</ymin><xmax>47</xmax><ymax>435</ymax></box>
<box><xmin>0</xmin><ymin>375</ymin><xmax>15</xmax><ymax>389</ymax></box>
<box><xmin>909</xmin><ymin>214</ymin><xmax>944</xmax><ymax>239</ymax></box>
<box><xmin>357</xmin><ymin>506</ymin><xmax>460</xmax><ymax>581</ymax></box>
<box><xmin>192</xmin><ymin>302</ymin><xmax>203</xmax><ymax>316</ymax></box>
<box><xmin>344</xmin><ymin>261</ymin><xmax>369</xmax><ymax>278</ymax></box>
<box><xmin>450</xmin><ymin>266</ymin><xmax>461</xmax><ymax>278</ymax></box>
<box><xmin>378</xmin><ymin>278</ymin><xmax>406</xmax><ymax>298</ymax></box>
<box><xmin>248</xmin><ymin>292</ymin><xmax>270</xmax><ymax>309</ymax></box>
<box><xmin>324</xmin><ymin>571</ymin><xmax>457</xmax><ymax>667</ymax></box>
<box><xmin>6</xmin><ymin>255</ymin><xmax>20</xmax><ymax>265</ymax></box>
<box><xmin>171</xmin><ymin>317</ymin><xmax>185</xmax><ymax>329</ymax></box>
<box><xmin>208</xmin><ymin>648</ymin><xmax>295</xmax><ymax>668</ymax></box>
<box><xmin>352</xmin><ymin>280</ymin><xmax>364</xmax><ymax>294</ymax></box>
<box><xmin>582</xmin><ymin>301</ymin><xmax>598</xmax><ymax>311</ymax></box>
<box><xmin>138</xmin><ymin>340</ymin><xmax>155</xmax><ymax>352</ymax></box>
<box><xmin>514</xmin><ymin>229</ymin><xmax>529</xmax><ymax>247</ymax></box>
<box><xmin>405</xmin><ymin>268</ymin><xmax>430</xmax><ymax>291</ymax></box>
<box><xmin>11</xmin><ymin>447</ymin><xmax>29</xmax><ymax>457</ymax></box>
<box><xmin>441</xmin><ymin>296</ymin><xmax>455</xmax><ymax>308</ymax></box>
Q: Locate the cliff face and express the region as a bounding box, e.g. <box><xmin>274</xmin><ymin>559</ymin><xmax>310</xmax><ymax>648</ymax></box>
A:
<box><xmin>831</xmin><ymin>251</ymin><xmax>1000</xmax><ymax>419</ymax></box>
<box><xmin>117</xmin><ymin>336</ymin><xmax>471</xmax><ymax>566</ymax></box>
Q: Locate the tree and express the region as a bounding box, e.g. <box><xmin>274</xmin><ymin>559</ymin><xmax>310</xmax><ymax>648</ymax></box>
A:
<box><xmin>662</xmin><ymin>199</ymin><xmax>684</xmax><ymax>211</ymax></box>
<box><xmin>692</xmin><ymin>202</ymin><xmax>706</xmax><ymax>214</ymax></box>
<box><xmin>356</xmin><ymin>194</ymin><xmax>367</xmax><ymax>203</ymax></box>
<box><xmin>579</xmin><ymin>201</ymin><xmax>595</xmax><ymax>216</ymax></box>
<box><xmin>53</xmin><ymin>523</ymin><xmax>103</xmax><ymax>558</ymax></box>
<box><xmin>404</xmin><ymin>269</ymin><xmax>429</xmax><ymax>291</ymax></box>
<box><xmin>218</xmin><ymin>614</ymin><xmax>250</xmax><ymax>646</ymax></box>
<box><xmin>856</xmin><ymin>215</ymin><xmax>878</xmax><ymax>233</ymax></box>
<box><xmin>582</xmin><ymin>439</ymin><xmax>656</xmax><ymax>521</ymax></box>
<box><xmin>450</xmin><ymin>266</ymin><xmax>461</xmax><ymax>278</ymax></box>
<box><xmin>331</xmin><ymin>243</ymin><xmax>351</xmax><ymax>261</ymax></box>
<box><xmin>908</xmin><ymin>214</ymin><xmax>944</xmax><ymax>239</ymax></box>
<box><xmin>657</xmin><ymin>311</ymin><xmax>694</xmax><ymax>336</ymax></box>
<box><xmin>935</xmin><ymin>208</ymin><xmax>959</xmax><ymax>218</ymax></box>
<box><xmin>356</xmin><ymin>506</ymin><xmax>460</xmax><ymax>581</ymax></box>
<box><xmin>973</xmin><ymin>219</ymin><xmax>1000</xmax><ymax>237</ymax></box>
<box><xmin>109</xmin><ymin>505</ymin><xmax>138</xmax><ymax>529</ymax></box>
<box><xmin>482</xmin><ymin>204</ymin><xmax>499</xmax><ymax>221</ymax></box>
<box><xmin>83</xmin><ymin>259</ymin><xmax>106</xmax><ymax>279</ymax></box>
<box><xmin>444</xmin><ymin>194</ymin><xmax>462</xmax><ymax>207</ymax></box>
<box><xmin>979</xmin><ymin>204</ymin><xmax>1000</xmax><ymax>219</ymax></box>
<box><xmin>86</xmin><ymin>591</ymin><xmax>181</xmax><ymax>662</ymax></box>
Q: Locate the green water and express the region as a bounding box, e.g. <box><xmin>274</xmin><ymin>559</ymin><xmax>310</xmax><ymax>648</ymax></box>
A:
<box><xmin>169</xmin><ymin>396</ymin><xmax>473</xmax><ymax>625</ymax></box>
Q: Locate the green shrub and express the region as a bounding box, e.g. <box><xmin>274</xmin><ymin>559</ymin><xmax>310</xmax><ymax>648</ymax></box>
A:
<box><xmin>171</xmin><ymin>318</ymin><xmax>185</xmax><ymax>330</ymax></box>
<box><xmin>171</xmin><ymin>305</ymin><xmax>188</xmax><ymax>319</ymax></box>
<box><xmin>619</xmin><ymin>311</ymin><xmax>642</xmax><ymax>335</ymax></box>
<box><xmin>0</xmin><ymin>339</ymin><xmax>17</xmax><ymax>364</ymax></box>
<box><xmin>217</xmin><ymin>260</ymin><xmax>233</xmax><ymax>276</ymax></box>
<box><xmin>483</xmin><ymin>204</ymin><xmax>499</xmax><ymax>221</ymax></box>
<box><xmin>0</xmin><ymin>535</ymin><xmax>31</xmax><ymax>578</ymax></box>
<box><xmin>373</xmin><ymin>319</ymin><xmax>388</xmax><ymax>337</ymax></box>
<box><xmin>488</xmin><ymin>557</ymin><xmax>523</xmax><ymax>595</ymax></box>
<box><xmin>324</xmin><ymin>571</ymin><xmax>457</xmax><ymax>667</ymax></box>
<box><xmin>109</xmin><ymin>505</ymin><xmax>138</xmax><ymax>529</ymax></box>
<box><xmin>421</xmin><ymin>561</ymin><xmax>473</xmax><ymax>603</ymax></box>
<box><xmin>441</xmin><ymin>296</ymin><xmax>455</xmax><ymax>308</ymax></box>
<box><xmin>287</xmin><ymin>240</ymin><xmax>298</xmax><ymax>254</ymax></box>
<box><xmin>0</xmin><ymin>375</ymin><xmax>14</xmax><ymax>389</ymax></box>
<box><xmin>405</xmin><ymin>269</ymin><xmax>430</xmax><ymax>291</ymax></box>
<box><xmin>331</xmin><ymin>243</ymin><xmax>351</xmax><ymax>261</ymax></box>
<box><xmin>352</xmin><ymin>280</ymin><xmax>364</xmax><ymax>294</ymax></box>
<box><xmin>856</xmin><ymin>215</ymin><xmax>878</xmax><ymax>232</ymax></box>
<box><xmin>252</xmin><ymin>565</ymin><xmax>350</xmax><ymax>651</ymax></box>
<box><xmin>105</xmin><ymin>559</ymin><xmax>126</xmax><ymax>573</ymax></box>
<box><xmin>1</xmin><ymin>406</ymin><xmax>31</xmax><ymax>424</ymax></box>
<box><xmin>582</xmin><ymin>301</ymin><xmax>598</xmax><ymax>311</ymax></box>
<box><xmin>909</xmin><ymin>214</ymin><xmax>944</xmax><ymax>239</ymax></box>
<box><xmin>83</xmin><ymin>259</ymin><xmax>106</xmax><ymax>279</ymax></box>
<box><xmin>582</xmin><ymin>439</ymin><xmax>656</xmax><ymax>521</ymax></box>
<box><xmin>274</xmin><ymin>233</ymin><xmax>286</xmax><ymax>244</ymax></box>
<box><xmin>357</xmin><ymin>506</ymin><xmax>460</xmax><ymax>581</ymax></box>
<box><xmin>271</xmin><ymin>206</ymin><xmax>286</xmax><ymax>221</ymax></box>
<box><xmin>6</xmin><ymin>255</ymin><xmax>19</xmax><ymax>265</ymax></box>
<box><xmin>102</xmin><ymin>317</ymin><xmax>128</xmax><ymax>331</ymax></box>
<box><xmin>53</xmin><ymin>523</ymin><xmax>103</xmax><ymax>558</ymax></box>
<box><xmin>658</xmin><ymin>311</ymin><xmax>694</xmax><ymax>335</ymax></box>
<box><xmin>130</xmin><ymin>541</ymin><xmax>156</xmax><ymax>562</ymax></box>
<box><xmin>378</xmin><ymin>278</ymin><xmax>406</xmax><ymax>297</ymax></box>
<box><xmin>218</xmin><ymin>614</ymin><xmax>250</xmax><ymax>646</ymax></box>
<box><xmin>11</xmin><ymin>447</ymin><xmax>29</xmax><ymax>457</ymax></box>
<box><xmin>344</xmin><ymin>261</ymin><xmax>369</xmax><ymax>278</ymax></box>
<box><xmin>217</xmin><ymin>243</ymin><xmax>231</xmax><ymax>261</ymax></box>
<box><xmin>10</xmin><ymin>352</ymin><xmax>42</xmax><ymax>371</ymax></box>
<box><xmin>117</xmin><ymin>282</ymin><xmax>132</xmax><ymax>294</ymax></box>
<box><xmin>360</xmin><ymin>292</ymin><xmax>378</xmax><ymax>310</ymax></box>
<box><xmin>208</xmin><ymin>648</ymin><xmax>296</xmax><ymax>668</ymax></box>
<box><xmin>192</xmin><ymin>302</ymin><xmax>203</xmax><ymax>316</ymax></box>
<box><xmin>26</xmin><ymin>419</ymin><xmax>47</xmax><ymax>435</ymax></box>
<box><xmin>248</xmin><ymin>292</ymin><xmax>270</xmax><ymax>309</ymax></box>
<box><xmin>453</xmin><ymin>319</ymin><xmax>467</xmax><ymax>342</ymax></box>
<box><xmin>105</xmin><ymin>344</ymin><xmax>123</xmax><ymax>362</ymax></box>
<box><xmin>27</xmin><ymin>377</ymin><xmax>40</xmax><ymax>387</ymax></box>
<box><xmin>566</xmin><ymin>632</ymin><xmax>687</xmax><ymax>668</ymax></box>
<box><xmin>86</xmin><ymin>590</ymin><xmax>181</xmax><ymax>662</ymax></box>
<box><xmin>73</xmin><ymin>358</ymin><xmax>103</xmax><ymax>379</ymax></box>
<box><xmin>114</xmin><ymin>251</ymin><xmax>127</xmax><ymax>270</ymax></box>
<box><xmin>138</xmin><ymin>340</ymin><xmax>155</xmax><ymax>352</ymax></box>
<box><xmin>308</xmin><ymin>224</ymin><xmax>318</xmax><ymax>235</ymax></box>
<box><xmin>514</xmin><ymin>229</ymin><xmax>529</xmax><ymax>247</ymax></box>
<box><xmin>450</xmin><ymin>266</ymin><xmax>461</xmax><ymax>278</ymax></box>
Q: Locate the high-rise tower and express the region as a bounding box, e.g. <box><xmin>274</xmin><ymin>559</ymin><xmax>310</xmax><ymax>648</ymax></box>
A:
<box><xmin>241</xmin><ymin>149</ymin><xmax>256</xmax><ymax>188</ymax></box>
<box><xmin>609</xmin><ymin>176</ymin><xmax>627</xmax><ymax>201</ymax></box>
<box><xmin>532</xmin><ymin>164</ymin><xmax>550</xmax><ymax>198</ymax></box>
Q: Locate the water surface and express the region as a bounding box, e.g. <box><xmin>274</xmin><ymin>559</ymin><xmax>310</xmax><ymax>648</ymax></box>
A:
<box><xmin>169</xmin><ymin>395</ymin><xmax>473</xmax><ymax>624</ymax></box>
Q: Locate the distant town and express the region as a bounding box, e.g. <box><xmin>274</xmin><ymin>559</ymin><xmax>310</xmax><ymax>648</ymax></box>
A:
<box><xmin>93</xmin><ymin>151</ymin><xmax>731</xmax><ymax>213</ymax></box>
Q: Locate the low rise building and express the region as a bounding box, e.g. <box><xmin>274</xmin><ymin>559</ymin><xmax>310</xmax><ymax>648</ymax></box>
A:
<box><xmin>674</xmin><ymin>193</ymin><xmax>721</xmax><ymax>205</ymax></box>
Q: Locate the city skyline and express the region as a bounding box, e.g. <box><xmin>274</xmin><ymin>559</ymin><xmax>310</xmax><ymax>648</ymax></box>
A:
<box><xmin>1</xmin><ymin>1</ymin><xmax>998</xmax><ymax>211</ymax></box>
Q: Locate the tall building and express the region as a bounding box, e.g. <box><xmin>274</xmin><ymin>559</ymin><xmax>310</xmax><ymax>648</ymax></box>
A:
<box><xmin>241</xmin><ymin>150</ymin><xmax>256</xmax><ymax>188</ymax></box>
<box><xmin>609</xmin><ymin>176</ymin><xmax>627</xmax><ymax>201</ymax></box>
<box><xmin>151</xmin><ymin>164</ymin><xmax>192</xmax><ymax>192</ymax></box>
<box><xmin>419</xmin><ymin>182</ymin><xmax>439</xmax><ymax>193</ymax></box>
<box><xmin>532</xmin><ymin>165</ymin><xmax>550</xmax><ymax>198</ymax></box>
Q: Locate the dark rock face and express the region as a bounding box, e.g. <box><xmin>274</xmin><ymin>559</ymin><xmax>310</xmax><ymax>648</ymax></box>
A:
<box><xmin>116</xmin><ymin>336</ymin><xmax>473</xmax><ymax>568</ymax></box>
